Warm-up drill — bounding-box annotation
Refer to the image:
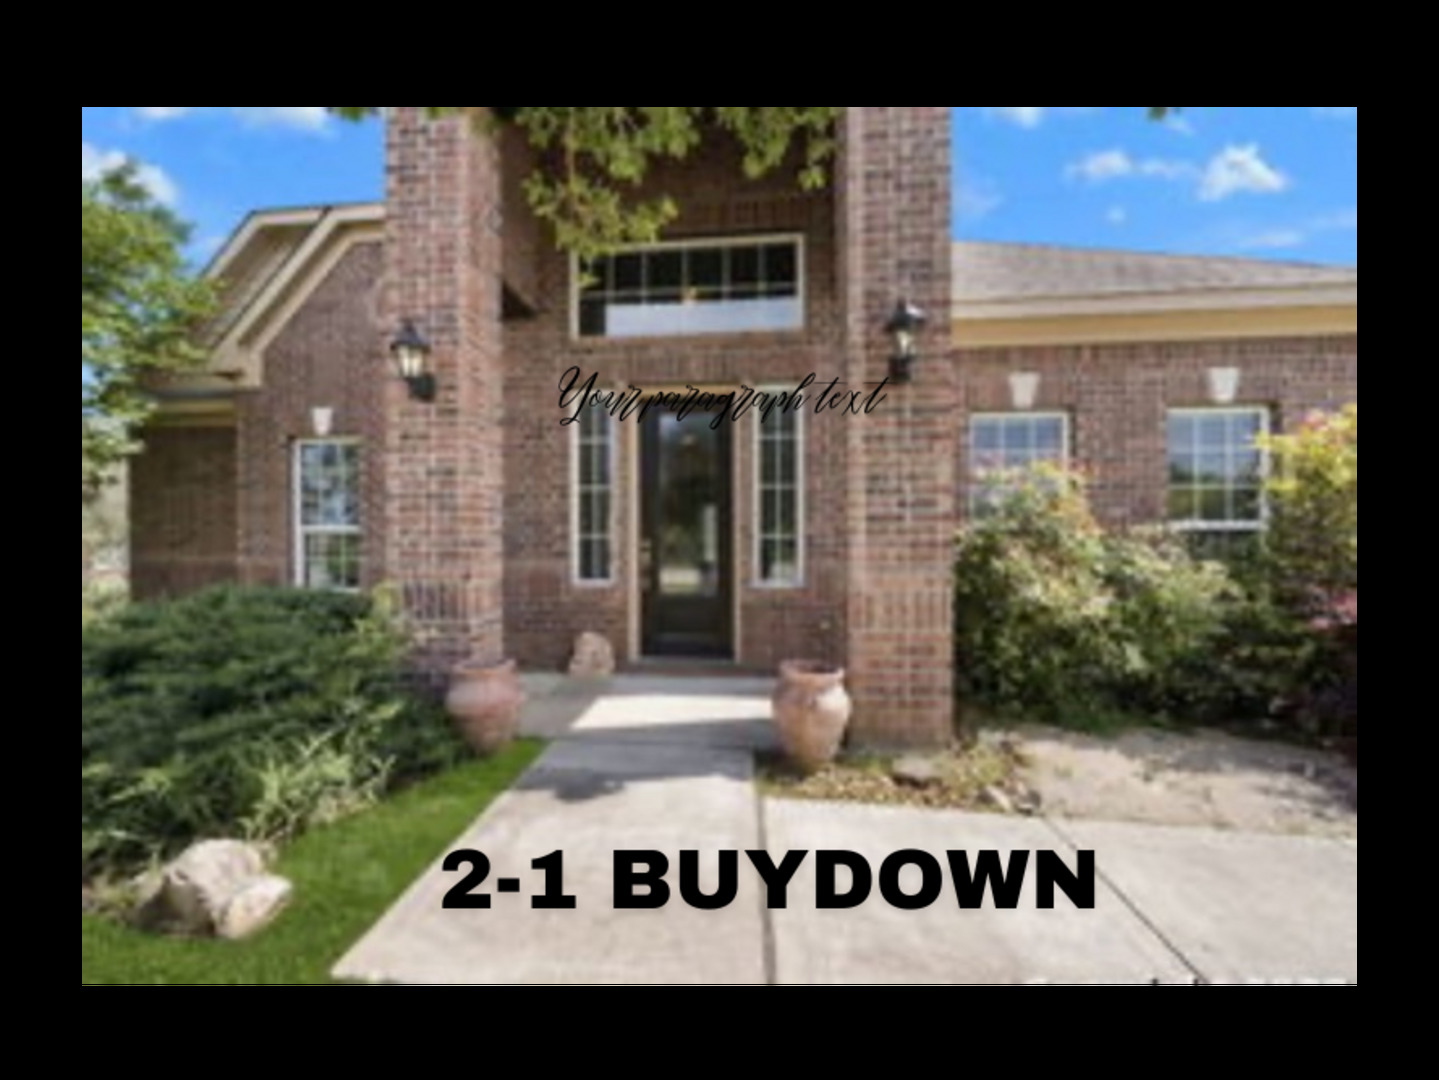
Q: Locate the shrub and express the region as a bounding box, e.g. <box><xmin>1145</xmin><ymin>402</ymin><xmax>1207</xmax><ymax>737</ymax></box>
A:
<box><xmin>954</xmin><ymin>465</ymin><xmax>1243</xmax><ymax>726</ymax></box>
<box><xmin>82</xmin><ymin>578</ymin><xmax>128</xmax><ymax>628</ymax></box>
<box><xmin>81</xmin><ymin>585</ymin><xmax>466</xmax><ymax>880</ymax></box>
<box><xmin>1261</xmin><ymin>404</ymin><xmax>1359</xmax><ymax>612</ymax></box>
<box><xmin>1259</xmin><ymin>405</ymin><xmax>1359</xmax><ymax>736</ymax></box>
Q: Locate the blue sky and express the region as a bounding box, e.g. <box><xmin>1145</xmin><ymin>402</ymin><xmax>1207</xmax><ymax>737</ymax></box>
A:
<box><xmin>81</xmin><ymin>107</ymin><xmax>1358</xmax><ymax>267</ymax></box>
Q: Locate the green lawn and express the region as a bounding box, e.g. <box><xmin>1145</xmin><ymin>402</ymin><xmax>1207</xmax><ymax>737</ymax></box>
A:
<box><xmin>82</xmin><ymin>740</ymin><xmax>545</xmax><ymax>985</ymax></box>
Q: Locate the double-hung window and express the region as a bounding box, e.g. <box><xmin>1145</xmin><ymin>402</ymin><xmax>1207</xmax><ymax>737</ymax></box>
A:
<box><xmin>573</xmin><ymin>404</ymin><xmax>615</xmax><ymax>584</ymax></box>
<box><xmin>968</xmin><ymin>413</ymin><xmax>1070</xmax><ymax>517</ymax></box>
<box><xmin>1167</xmin><ymin>407</ymin><xmax>1271</xmax><ymax>539</ymax></box>
<box><xmin>295</xmin><ymin>439</ymin><xmax>362</xmax><ymax>591</ymax></box>
<box><xmin>755</xmin><ymin>398</ymin><xmax>804</xmax><ymax>587</ymax></box>
<box><xmin>577</xmin><ymin>237</ymin><xmax>803</xmax><ymax>339</ymax></box>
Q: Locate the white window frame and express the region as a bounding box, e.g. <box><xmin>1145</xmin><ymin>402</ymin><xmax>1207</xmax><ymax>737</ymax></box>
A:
<box><xmin>571</xmin><ymin>403</ymin><xmax>618</xmax><ymax>587</ymax></box>
<box><xmin>293</xmin><ymin>438</ymin><xmax>363</xmax><ymax>592</ymax></box>
<box><xmin>753</xmin><ymin>388</ymin><xmax>806</xmax><ymax>589</ymax></box>
<box><xmin>1166</xmin><ymin>406</ymin><xmax>1272</xmax><ymax>534</ymax></box>
<box><xmin>967</xmin><ymin>411</ymin><xmax>1072</xmax><ymax>518</ymax></box>
<box><xmin>570</xmin><ymin>233</ymin><xmax>807</xmax><ymax>341</ymax></box>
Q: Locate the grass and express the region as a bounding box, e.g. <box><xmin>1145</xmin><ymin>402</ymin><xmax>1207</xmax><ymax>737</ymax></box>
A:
<box><xmin>81</xmin><ymin>740</ymin><xmax>545</xmax><ymax>985</ymax></box>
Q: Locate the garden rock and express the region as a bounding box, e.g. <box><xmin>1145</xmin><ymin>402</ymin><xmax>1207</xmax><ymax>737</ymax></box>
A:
<box><xmin>218</xmin><ymin>877</ymin><xmax>295</xmax><ymax>940</ymax></box>
<box><xmin>892</xmin><ymin>756</ymin><xmax>943</xmax><ymax>789</ymax></box>
<box><xmin>984</xmin><ymin>786</ymin><xmax>1017</xmax><ymax>815</ymax></box>
<box><xmin>138</xmin><ymin>840</ymin><xmax>292</xmax><ymax>940</ymax></box>
<box><xmin>569</xmin><ymin>632</ymin><xmax>616</xmax><ymax>679</ymax></box>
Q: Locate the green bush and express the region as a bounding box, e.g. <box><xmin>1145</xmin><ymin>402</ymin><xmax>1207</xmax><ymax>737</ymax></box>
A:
<box><xmin>954</xmin><ymin>465</ymin><xmax>1247</xmax><ymax>726</ymax></box>
<box><xmin>81</xmin><ymin>585</ymin><xmax>466</xmax><ymax>880</ymax></box>
<box><xmin>1261</xmin><ymin>404</ymin><xmax>1359</xmax><ymax>610</ymax></box>
<box><xmin>82</xmin><ymin>579</ymin><xmax>128</xmax><ymax>628</ymax></box>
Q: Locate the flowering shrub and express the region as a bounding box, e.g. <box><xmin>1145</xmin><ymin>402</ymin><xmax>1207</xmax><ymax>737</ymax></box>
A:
<box><xmin>1260</xmin><ymin>404</ymin><xmax>1359</xmax><ymax>615</ymax></box>
<box><xmin>1260</xmin><ymin>406</ymin><xmax>1359</xmax><ymax>737</ymax></box>
<box><xmin>955</xmin><ymin>464</ymin><xmax>1242</xmax><ymax>725</ymax></box>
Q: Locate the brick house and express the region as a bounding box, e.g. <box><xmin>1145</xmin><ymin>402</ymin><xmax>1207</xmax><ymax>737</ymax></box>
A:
<box><xmin>130</xmin><ymin>107</ymin><xmax>1358</xmax><ymax>747</ymax></box>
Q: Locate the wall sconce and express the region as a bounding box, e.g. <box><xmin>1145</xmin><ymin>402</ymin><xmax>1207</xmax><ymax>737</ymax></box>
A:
<box><xmin>885</xmin><ymin>300</ymin><xmax>928</xmax><ymax>383</ymax></box>
<box><xmin>390</xmin><ymin>320</ymin><xmax>436</xmax><ymax>402</ymax></box>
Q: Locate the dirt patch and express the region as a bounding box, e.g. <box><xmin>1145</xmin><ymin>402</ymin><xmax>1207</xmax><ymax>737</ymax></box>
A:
<box><xmin>1015</xmin><ymin>725</ymin><xmax>1357</xmax><ymax>838</ymax></box>
<box><xmin>757</xmin><ymin>736</ymin><xmax>1038</xmax><ymax>813</ymax></box>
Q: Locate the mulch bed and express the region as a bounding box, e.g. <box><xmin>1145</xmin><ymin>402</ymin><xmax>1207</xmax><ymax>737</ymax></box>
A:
<box><xmin>757</xmin><ymin>735</ymin><xmax>1041</xmax><ymax>813</ymax></box>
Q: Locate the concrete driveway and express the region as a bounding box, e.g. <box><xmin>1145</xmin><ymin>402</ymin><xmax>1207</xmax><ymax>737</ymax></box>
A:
<box><xmin>334</xmin><ymin>676</ymin><xmax>1357</xmax><ymax>985</ymax></box>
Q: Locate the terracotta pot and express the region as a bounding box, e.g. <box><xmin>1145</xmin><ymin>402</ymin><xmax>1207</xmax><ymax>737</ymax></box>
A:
<box><xmin>772</xmin><ymin>661</ymin><xmax>853</xmax><ymax>773</ymax></box>
<box><xmin>445</xmin><ymin>659</ymin><xmax>524</xmax><ymax>755</ymax></box>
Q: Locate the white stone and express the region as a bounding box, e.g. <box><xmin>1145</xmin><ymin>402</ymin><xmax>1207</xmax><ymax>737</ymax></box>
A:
<box><xmin>311</xmin><ymin>406</ymin><xmax>335</xmax><ymax>437</ymax></box>
<box><xmin>139</xmin><ymin>840</ymin><xmax>291</xmax><ymax>939</ymax></box>
<box><xmin>217</xmin><ymin>876</ymin><xmax>294</xmax><ymax>940</ymax></box>
<box><xmin>569</xmin><ymin>632</ymin><xmax>616</xmax><ymax>679</ymax></box>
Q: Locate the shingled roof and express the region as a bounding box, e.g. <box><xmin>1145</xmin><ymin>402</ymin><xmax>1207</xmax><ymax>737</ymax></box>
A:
<box><xmin>954</xmin><ymin>241</ymin><xmax>1359</xmax><ymax>305</ymax></box>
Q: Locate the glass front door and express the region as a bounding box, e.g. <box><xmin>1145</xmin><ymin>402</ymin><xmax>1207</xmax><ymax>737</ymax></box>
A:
<box><xmin>641</xmin><ymin>398</ymin><xmax>734</xmax><ymax>658</ymax></box>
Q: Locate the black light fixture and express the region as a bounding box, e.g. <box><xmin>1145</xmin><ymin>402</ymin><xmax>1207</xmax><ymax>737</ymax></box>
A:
<box><xmin>885</xmin><ymin>299</ymin><xmax>928</xmax><ymax>383</ymax></box>
<box><xmin>390</xmin><ymin>320</ymin><xmax>436</xmax><ymax>402</ymax></box>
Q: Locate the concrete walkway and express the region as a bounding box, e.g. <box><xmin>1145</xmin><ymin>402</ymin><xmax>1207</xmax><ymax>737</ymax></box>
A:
<box><xmin>333</xmin><ymin>677</ymin><xmax>1358</xmax><ymax>985</ymax></box>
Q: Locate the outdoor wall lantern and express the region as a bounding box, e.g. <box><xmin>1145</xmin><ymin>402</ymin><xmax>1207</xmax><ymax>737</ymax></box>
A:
<box><xmin>885</xmin><ymin>300</ymin><xmax>928</xmax><ymax>383</ymax></box>
<box><xmin>390</xmin><ymin>320</ymin><xmax>436</xmax><ymax>402</ymax></box>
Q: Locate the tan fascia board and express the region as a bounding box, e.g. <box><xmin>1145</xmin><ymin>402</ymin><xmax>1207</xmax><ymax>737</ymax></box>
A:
<box><xmin>203</xmin><ymin>207</ymin><xmax>329</xmax><ymax>282</ymax></box>
<box><xmin>210</xmin><ymin>204</ymin><xmax>386</xmax><ymax>387</ymax></box>
<box><xmin>953</xmin><ymin>282</ymin><xmax>1358</xmax><ymax>321</ymax></box>
<box><xmin>247</xmin><ymin>221</ymin><xmax>385</xmax><ymax>361</ymax></box>
<box><xmin>149</xmin><ymin>396</ymin><xmax>238</xmax><ymax>427</ymax></box>
<box><xmin>954</xmin><ymin>303</ymin><xmax>1359</xmax><ymax>349</ymax></box>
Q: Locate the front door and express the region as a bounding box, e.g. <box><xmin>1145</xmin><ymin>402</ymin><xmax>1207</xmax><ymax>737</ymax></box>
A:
<box><xmin>641</xmin><ymin>397</ymin><xmax>734</xmax><ymax>658</ymax></box>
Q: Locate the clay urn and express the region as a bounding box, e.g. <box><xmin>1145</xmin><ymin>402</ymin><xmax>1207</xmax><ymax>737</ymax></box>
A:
<box><xmin>446</xmin><ymin>658</ymin><xmax>525</xmax><ymax>755</ymax></box>
<box><xmin>772</xmin><ymin>661</ymin><xmax>853</xmax><ymax>774</ymax></box>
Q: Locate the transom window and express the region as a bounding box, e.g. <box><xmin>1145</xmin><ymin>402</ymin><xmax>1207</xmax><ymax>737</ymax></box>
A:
<box><xmin>755</xmin><ymin>397</ymin><xmax>804</xmax><ymax>587</ymax></box>
<box><xmin>577</xmin><ymin>237</ymin><xmax>803</xmax><ymax>339</ymax></box>
<box><xmin>1167</xmin><ymin>408</ymin><xmax>1270</xmax><ymax>533</ymax></box>
<box><xmin>573</xmin><ymin>404</ymin><xmax>615</xmax><ymax>584</ymax></box>
<box><xmin>295</xmin><ymin>440</ymin><xmax>362</xmax><ymax>591</ymax></box>
<box><xmin>968</xmin><ymin>413</ymin><xmax>1070</xmax><ymax>517</ymax></box>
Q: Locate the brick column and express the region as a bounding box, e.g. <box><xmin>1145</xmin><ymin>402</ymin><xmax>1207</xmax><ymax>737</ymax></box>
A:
<box><xmin>838</xmin><ymin>107</ymin><xmax>957</xmax><ymax>747</ymax></box>
<box><xmin>383</xmin><ymin>108</ymin><xmax>506</xmax><ymax>674</ymax></box>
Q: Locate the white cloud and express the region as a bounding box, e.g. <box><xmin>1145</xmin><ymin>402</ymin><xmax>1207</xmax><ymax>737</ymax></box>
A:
<box><xmin>1107</xmin><ymin>206</ymin><xmax>1128</xmax><ymax>226</ymax></box>
<box><xmin>137</xmin><ymin>107</ymin><xmax>193</xmax><ymax>121</ymax></box>
<box><xmin>1068</xmin><ymin>149</ymin><xmax>1133</xmax><ymax>182</ymax></box>
<box><xmin>231</xmin><ymin>107</ymin><xmax>329</xmax><ymax>131</ymax></box>
<box><xmin>1067</xmin><ymin>149</ymin><xmax>1195</xmax><ymax>184</ymax></box>
<box><xmin>1238</xmin><ymin>229</ymin><xmax>1307</xmax><ymax>250</ymax></box>
<box><xmin>985</xmin><ymin>107</ymin><xmax>1046</xmax><ymax>128</ymax></box>
<box><xmin>1237</xmin><ymin>207</ymin><xmax>1357</xmax><ymax>251</ymax></box>
<box><xmin>1313</xmin><ymin>107</ymin><xmax>1358</xmax><ymax>120</ymax></box>
<box><xmin>956</xmin><ymin>175</ymin><xmax>1003</xmax><ymax>222</ymax></box>
<box><xmin>1199</xmin><ymin>144</ymin><xmax>1290</xmax><ymax>201</ymax></box>
<box><xmin>81</xmin><ymin>142</ymin><xmax>179</xmax><ymax>205</ymax></box>
<box><xmin>1164</xmin><ymin>115</ymin><xmax>1196</xmax><ymax>136</ymax></box>
<box><xmin>1068</xmin><ymin>144</ymin><xmax>1292</xmax><ymax>203</ymax></box>
<box><xmin>132</xmin><ymin>106</ymin><xmax>331</xmax><ymax>133</ymax></box>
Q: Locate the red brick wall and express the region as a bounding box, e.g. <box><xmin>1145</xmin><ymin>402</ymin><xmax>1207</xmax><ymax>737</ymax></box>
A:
<box><xmin>383</xmin><ymin>109</ymin><xmax>507</xmax><ymax>676</ymax></box>
<box><xmin>130</xmin><ymin>425</ymin><xmax>238</xmax><ymax>599</ymax></box>
<box><xmin>956</xmin><ymin>334</ymin><xmax>1359</xmax><ymax>527</ymax></box>
<box><xmin>500</xmin><ymin>130</ymin><xmax>851</xmax><ymax>672</ymax></box>
<box><xmin>837</xmin><ymin>107</ymin><xmax>957</xmax><ymax>748</ymax></box>
<box><xmin>235</xmin><ymin>240</ymin><xmax>388</xmax><ymax>587</ymax></box>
